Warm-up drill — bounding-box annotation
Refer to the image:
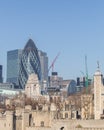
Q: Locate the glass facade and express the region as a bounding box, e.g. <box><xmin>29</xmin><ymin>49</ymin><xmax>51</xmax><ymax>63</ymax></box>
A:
<box><xmin>38</xmin><ymin>50</ymin><xmax>48</xmax><ymax>82</ymax></box>
<box><xmin>0</xmin><ymin>65</ymin><xmax>3</xmax><ymax>83</ymax></box>
<box><xmin>7</xmin><ymin>49</ymin><xmax>22</xmax><ymax>85</ymax></box>
<box><xmin>19</xmin><ymin>39</ymin><xmax>41</xmax><ymax>89</ymax></box>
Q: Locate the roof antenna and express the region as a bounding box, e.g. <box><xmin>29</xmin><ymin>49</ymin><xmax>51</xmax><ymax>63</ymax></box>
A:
<box><xmin>29</xmin><ymin>33</ymin><xmax>32</xmax><ymax>39</ymax></box>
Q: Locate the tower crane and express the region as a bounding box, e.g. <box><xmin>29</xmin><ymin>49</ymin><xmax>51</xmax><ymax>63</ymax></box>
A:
<box><xmin>48</xmin><ymin>52</ymin><xmax>60</xmax><ymax>74</ymax></box>
<box><xmin>79</xmin><ymin>56</ymin><xmax>89</xmax><ymax>94</ymax></box>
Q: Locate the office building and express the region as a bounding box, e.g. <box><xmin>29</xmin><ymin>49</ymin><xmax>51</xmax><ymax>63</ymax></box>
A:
<box><xmin>0</xmin><ymin>83</ymin><xmax>22</xmax><ymax>96</ymax></box>
<box><xmin>48</xmin><ymin>72</ymin><xmax>63</xmax><ymax>87</ymax></box>
<box><xmin>19</xmin><ymin>39</ymin><xmax>41</xmax><ymax>89</ymax></box>
<box><xmin>7</xmin><ymin>49</ymin><xmax>22</xmax><ymax>86</ymax></box>
<box><xmin>38</xmin><ymin>50</ymin><xmax>48</xmax><ymax>82</ymax></box>
<box><xmin>76</xmin><ymin>77</ymin><xmax>92</xmax><ymax>92</ymax></box>
<box><xmin>0</xmin><ymin>65</ymin><xmax>3</xmax><ymax>83</ymax></box>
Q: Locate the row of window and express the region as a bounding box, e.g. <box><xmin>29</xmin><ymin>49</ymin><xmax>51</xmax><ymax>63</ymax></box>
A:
<box><xmin>31</xmin><ymin>121</ymin><xmax>44</xmax><ymax>127</ymax></box>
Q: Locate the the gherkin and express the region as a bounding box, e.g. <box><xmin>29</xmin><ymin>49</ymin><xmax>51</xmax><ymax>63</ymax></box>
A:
<box><xmin>19</xmin><ymin>39</ymin><xmax>41</xmax><ymax>89</ymax></box>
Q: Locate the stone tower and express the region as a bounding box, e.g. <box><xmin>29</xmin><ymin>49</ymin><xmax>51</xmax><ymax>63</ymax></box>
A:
<box><xmin>25</xmin><ymin>73</ymin><xmax>41</xmax><ymax>98</ymax></box>
<box><xmin>6</xmin><ymin>111</ymin><xmax>14</xmax><ymax>130</ymax></box>
<box><xmin>94</xmin><ymin>66</ymin><xmax>103</xmax><ymax>119</ymax></box>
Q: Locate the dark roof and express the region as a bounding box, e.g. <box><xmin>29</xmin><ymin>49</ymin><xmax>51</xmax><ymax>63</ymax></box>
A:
<box><xmin>24</xmin><ymin>39</ymin><xmax>37</xmax><ymax>51</ymax></box>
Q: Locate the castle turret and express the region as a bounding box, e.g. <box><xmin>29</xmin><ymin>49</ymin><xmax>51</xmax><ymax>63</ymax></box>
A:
<box><xmin>94</xmin><ymin>65</ymin><xmax>103</xmax><ymax>119</ymax></box>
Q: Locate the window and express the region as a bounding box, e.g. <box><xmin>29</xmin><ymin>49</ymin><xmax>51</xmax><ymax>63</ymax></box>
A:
<box><xmin>65</xmin><ymin>113</ymin><xmax>68</xmax><ymax>118</ymax></box>
<box><xmin>71</xmin><ymin>113</ymin><xmax>74</xmax><ymax>118</ymax></box>
<box><xmin>41</xmin><ymin>121</ymin><xmax>44</xmax><ymax>127</ymax></box>
<box><xmin>65</xmin><ymin>105</ymin><xmax>69</xmax><ymax>111</ymax></box>
<box><xmin>60</xmin><ymin>113</ymin><xmax>63</xmax><ymax>119</ymax></box>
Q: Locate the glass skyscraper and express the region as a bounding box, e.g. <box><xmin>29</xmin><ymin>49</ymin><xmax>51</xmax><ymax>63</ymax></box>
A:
<box><xmin>18</xmin><ymin>39</ymin><xmax>41</xmax><ymax>89</ymax></box>
<box><xmin>0</xmin><ymin>65</ymin><xmax>3</xmax><ymax>83</ymax></box>
<box><xmin>7</xmin><ymin>49</ymin><xmax>22</xmax><ymax>86</ymax></box>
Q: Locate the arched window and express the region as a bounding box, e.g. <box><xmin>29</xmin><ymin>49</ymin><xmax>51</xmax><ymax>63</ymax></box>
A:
<box><xmin>60</xmin><ymin>126</ymin><xmax>64</xmax><ymax>130</ymax></box>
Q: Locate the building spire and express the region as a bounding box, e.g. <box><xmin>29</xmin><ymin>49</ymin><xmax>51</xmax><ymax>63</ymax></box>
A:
<box><xmin>94</xmin><ymin>61</ymin><xmax>102</xmax><ymax>75</ymax></box>
<box><xmin>97</xmin><ymin>61</ymin><xmax>100</xmax><ymax>69</ymax></box>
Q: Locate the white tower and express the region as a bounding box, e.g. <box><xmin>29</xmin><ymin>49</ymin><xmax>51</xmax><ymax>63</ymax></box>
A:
<box><xmin>94</xmin><ymin>63</ymin><xmax>103</xmax><ymax>119</ymax></box>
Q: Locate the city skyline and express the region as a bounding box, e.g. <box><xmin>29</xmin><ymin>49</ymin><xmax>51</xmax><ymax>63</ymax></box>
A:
<box><xmin>0</xmin><ymin>0</ymin><xmax>104</xmax><ymax>81</ymax></box>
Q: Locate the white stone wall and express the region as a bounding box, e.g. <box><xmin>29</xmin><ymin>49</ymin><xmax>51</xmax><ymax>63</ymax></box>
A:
<box><xmin>94</xmin><ymin>71</ymin><xmax>103</xmax><ymax>119</ymax></box>
<box><xmin>26</xmin><ymin>120</ymin><xmax>104</xmax><ymax>130</ymax></box>
<box><xmin>81</xmin><ymin>94</ymin><xmax>94</xmax><ymax>119</ymax></box>
<box><xmin>31</xmin><ymin>111</ymin><xmax>51</xmax><ymax>127</ymax></box>
<box><xmin>0</xmin><ymin>111</ymin><xmax>13</xmax><ymax>130</ymax></box>
<box><xmin>0</xmin><ymin>117</ymin><xmax>7</xmax><ymax>130</ymax></box>
<box><xmin>25</xmin><ymin>73</ymin><xmax>41</xmax><ymax>98</ymax></box>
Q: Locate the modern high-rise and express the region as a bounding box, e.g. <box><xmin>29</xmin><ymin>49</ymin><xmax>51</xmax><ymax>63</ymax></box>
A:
<box><xmin>19</xmin><ymin>39</ymin><xmax>41</xmax><ymax>89</ymax></box>
<box><xmin>0</xmin><ymin>65</ymin><xmax>3</xmax><ymax>83</ymax></box>
<box><xmin>38</xmin><ymin>50</ymin><xmax>48</xmax><ymax>82</ymax></box>
<box><xmin>7</xmin><ymin>49</ymin><xmax>22</xmax><ymax>86</ymax></box>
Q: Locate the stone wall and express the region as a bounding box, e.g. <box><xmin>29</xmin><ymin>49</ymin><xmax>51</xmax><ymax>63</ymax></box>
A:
<box><xmin>26</xmin><ymin>127</ymin><xmax>51</xmax><ymax>130</ymax></box>
<box><xmin>52</xmin><ymin>120</ymin><xmax>104</xmax><ymax>130</ymax></box>
<box><xmin>0</xmin><ymin>111</ymin><xmax>13</xmax><ymax>130</ymax></box>
<box><xmin>0</xmin><ymin>117</ymin><xmax>7</xmax><ymax>130</ymax></box>
<box><xmin>75</xmin><ymin>128</ymin><xmax>104</xmax><ymax>130</ymax></box>
<box><xmin>31</xmin><ymin>111</ymin><xmax>51</xmax><ymax>127</ymax></box>
<box><xmin>1</xmin><ymin>110</ymin><xmax>104</xmax><ymax>130</ymax></box>
<box><xmin>25</xmin><ymin>120</ymin><xmax>104</xmax><ymax>130</ymax></box>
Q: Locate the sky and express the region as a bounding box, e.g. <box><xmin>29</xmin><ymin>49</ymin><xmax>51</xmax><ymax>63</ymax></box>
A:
<box><xmin>0</xmin><ymin>0</ymin><xmax>104</xmax><ymax>81</ymax></box>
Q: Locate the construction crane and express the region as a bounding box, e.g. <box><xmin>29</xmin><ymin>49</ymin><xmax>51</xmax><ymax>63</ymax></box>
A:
<box><xmin>80</xmin><ymin>56</ymin><xmax>89</xmax><ymax>94</ymax></box>
<box><xmin>48</xmin><ymin>52</ymin><xmax>60</xmax><ymax>74</ymax></box>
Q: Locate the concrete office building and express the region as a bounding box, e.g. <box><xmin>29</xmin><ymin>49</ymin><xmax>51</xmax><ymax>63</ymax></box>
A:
<box><xmin>0</xmin><ymin>83</ymin><xmax>23</xmax><ymax>96</ymax></box>
<box><xmin>48</xmin><ymin>72</ymin><xmax>63</xmax><ymax>87</ymax></box>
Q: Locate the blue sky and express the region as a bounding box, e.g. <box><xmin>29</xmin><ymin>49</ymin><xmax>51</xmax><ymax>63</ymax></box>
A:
<box><xmin>0</xmin><ymin>0</ymin><xmax>104</xmax><ymax>81</ymax></box>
